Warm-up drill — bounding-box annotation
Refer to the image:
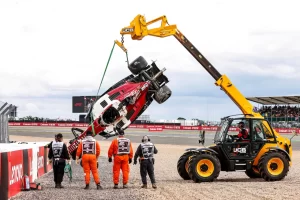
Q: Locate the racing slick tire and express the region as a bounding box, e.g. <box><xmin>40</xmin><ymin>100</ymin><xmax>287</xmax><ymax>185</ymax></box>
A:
<box><xmin>258</xmin><ymin>151</ymin><xmax>289</xmax><ymax>181</ymax></box>
<box><xmin>188</xmin><ymin>153</ymin><xmax>221</xmax><ymax>183</ymax></box>
<box><xmin>177</xmin><ymin>152</ymin><xmax>194</xmax><ymax>180</ymax></box>
<box><xmin>128</xmin><ymin>56</ymin><xmax>149</xmax><ymax>75</ymax></box>
<box><xmin>245</xmin><ymin>167</ymin><xmax>261</xmax><ymax>178</ymax></box>
<box><xmin>154</xmin><ymin>85</ymin><xmax>172</xmax><ymax>104</ymax></box>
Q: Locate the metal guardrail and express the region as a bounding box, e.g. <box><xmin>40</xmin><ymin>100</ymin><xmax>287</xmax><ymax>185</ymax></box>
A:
<box><xmin>0</xmin><ymin>101</ymin><xmax>16</xmax><ymax>143</ymax></box>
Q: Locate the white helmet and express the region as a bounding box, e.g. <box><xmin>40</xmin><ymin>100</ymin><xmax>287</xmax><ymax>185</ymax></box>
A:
<box><xmin>141</xmin><ymin>135</ymin><xmax>150</xmax><ymax>143</ymax></box>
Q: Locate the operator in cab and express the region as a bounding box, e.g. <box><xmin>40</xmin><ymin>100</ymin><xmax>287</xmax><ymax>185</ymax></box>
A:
<box><xmin>48</xmin><ymin>133</ymin><xmax>70</xmax><ymax>188</ymax></box>
<box><xmin>133</xmin><ymin>135</ymin><xmax>158</xmax><ymax>189</ymax></box>
<box><xmin>237</xmin><ymin>121</ymin><xmax>249</xmax><ymax>140</ymax></box>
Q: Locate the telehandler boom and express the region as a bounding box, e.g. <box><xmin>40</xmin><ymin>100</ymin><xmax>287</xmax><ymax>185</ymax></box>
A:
<box><xmin>117</xmin><ymin>14</ymin><xmax>296</xmax><ymax>182</ymax></box>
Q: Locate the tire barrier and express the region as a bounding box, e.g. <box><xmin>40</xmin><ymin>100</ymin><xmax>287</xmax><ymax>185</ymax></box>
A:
<box><xmin>0</xmin><ymin>142</ymin><xmax>52</xmax><ymax>200</ymax></box>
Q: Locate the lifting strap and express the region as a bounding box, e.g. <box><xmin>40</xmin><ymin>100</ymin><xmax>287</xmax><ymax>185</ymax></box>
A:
<box><xmin>89</xmin><ymin>41</ymin><xmax>116</xmax><ymax>136</ymax></box>
<box><xmin>88</xmin><ymin>39</ymin><xmax>129</xmax><ymax>137</ymax></box>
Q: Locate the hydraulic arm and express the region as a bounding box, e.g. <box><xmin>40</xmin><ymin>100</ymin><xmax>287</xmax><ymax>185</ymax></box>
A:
<box><xmin>117</xmin><ymin>14</ymin><xmax>261</xmax><ymax>118</ymax></box>
<box><xmin>116</xmin><ymin>14</ymin><xmax>297</xmax><ymax>144</ymax></box>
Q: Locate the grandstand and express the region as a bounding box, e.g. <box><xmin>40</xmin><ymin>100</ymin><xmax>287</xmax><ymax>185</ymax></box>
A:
<box><xmin>246</xmin><ymin>95</ymin><xmax>300</xmax><ymax>128</ymax></box>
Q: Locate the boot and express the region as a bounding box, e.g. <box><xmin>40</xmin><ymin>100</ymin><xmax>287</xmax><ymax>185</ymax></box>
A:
<box><xmin>114</xmin><ymin>184</ymin><xmax>118</xmax><ymax>189</ymax></box>
<box><xmin>123</xmin><ymin>184</ymin><xmax>128</xmax><ymax>189</ymax></box>
<box><xmin>96</xmin><ymin>183</ymin><xmax>103</xmax><ymax>190</ymax></box>
<box><xmin>84</xmin><ymin>184</ymin><xmax>89</xmax><ymax>189</ymax></box>
<box><xmin>152</xmin><ymin>183</ymin><xmax>157</xmax><ymax>189</ymax></box>
<box><xmin>57</xmin><ymin>183</ymin><xmax>64</xmax><ymax>188</ymax></box>
<box><xmin>141</xmin><ymin>184</ymin><xmax>147</xmax><ymax>189</ymax></box>
<box><xmin>55</xmin><ymin>184</ymin><xmax>58</xmax><ymax>188</ymax></box>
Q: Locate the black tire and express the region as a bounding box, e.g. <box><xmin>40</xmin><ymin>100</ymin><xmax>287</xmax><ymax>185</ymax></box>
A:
<box><xmin>188</xmin><ymin>153</ymin><xmax>221</xmax><ymax>183</ymax></box>
<box><xmin>70</xmin><ymin>148</ymin><xmax>80</xmax><ymax>160</ymax></box>
<box><xmin>128</xmin><ymin>56</ymin><xmax>149</xmax><ymax>75</ymax></box>
<box><xmin>258</xmin><ymin>151</ymin><xmax>289</xmax><ymax>181</ymax></box>
<box><xmin>154</xmin><ymin>85</ymin><xmax>172</xmax><ymax>104</ymax></box>
<box><xmin>177</xmin><ymin>152</ymin><xmax>194</xmax><ymax>180</ymax></box>
<box><xmin>245</xmin><ymin>167</ymin><xmax>261</xmax><ymax>178</ymax></box>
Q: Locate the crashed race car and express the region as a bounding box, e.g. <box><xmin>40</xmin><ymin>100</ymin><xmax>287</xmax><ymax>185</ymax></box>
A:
<box><xmin>68</xmin><ymin>56</ymin><xmax>172</xmax><ymax>159</ymax></box>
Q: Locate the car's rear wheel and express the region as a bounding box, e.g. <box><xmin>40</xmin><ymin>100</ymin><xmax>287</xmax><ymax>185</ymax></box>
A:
<box><xmin>128</xmin><ymin>56</ymin><xmax>149</xmax><ymax>75</ymax></box>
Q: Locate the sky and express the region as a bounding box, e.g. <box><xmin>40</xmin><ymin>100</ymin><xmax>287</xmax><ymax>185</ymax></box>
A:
<box><xmin>1</xmin><ymin>0</ymin><xmax>300</xmax><ymax>122</ymax></box>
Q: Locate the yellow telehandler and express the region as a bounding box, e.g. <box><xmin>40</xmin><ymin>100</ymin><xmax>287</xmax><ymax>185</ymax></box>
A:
<box><xmin>116</xmin><ymin>14</ymin><xmax>297</xmax><ymax>182</ymax></box>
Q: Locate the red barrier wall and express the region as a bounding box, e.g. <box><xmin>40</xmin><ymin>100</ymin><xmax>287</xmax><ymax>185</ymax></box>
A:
<box><xmin>7</xmin><ymin>150</ymin><xmax>24</xmax><ymax>199</ymax></box>
<box><xmin>0</xmin><ymin>152</ymin><xmax>2</xmax><ymax>185</ymax></box>
<box><xmin>0</xmin><ymin>145</ymin><xmax>53</xmax><ymax>200</ymax></box>
<box><xmin>44</xmin><ymin>146</ymin><xmax>52</xmax><ymax>173</ymax></box>
<box><xmin>9</xmin><ymin>122</ymin><xmax>300</xmax><ymax>134</ymax></box>
<box><xmin>9</xmin><ymin>122</ymin><xmax>88</xmax><ymax>127</ymax></box>
<box><xmin>0</xmin><ymin>152</ymin><xmax>8</xmax><ymax>200</ymax></box>
<box><xmin>23</xmin><ymin>148</ymin><xmax>34</xmax><ymax>183</ymax></box>
<box><xmin>37</xmin><ymin>147</ymin><xmax>45</xmax><ymax>178</ymax></box>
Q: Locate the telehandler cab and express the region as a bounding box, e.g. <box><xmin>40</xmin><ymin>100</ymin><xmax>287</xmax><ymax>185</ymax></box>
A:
<box><xmin>178</xmin><ymin>116</ymin><xmax>296</xmax><ymax>182</ymax></box>
<box><xmin>117</xmin><ymin>14</ymin><xmax>298</xmax><ymax>182</ymax></box>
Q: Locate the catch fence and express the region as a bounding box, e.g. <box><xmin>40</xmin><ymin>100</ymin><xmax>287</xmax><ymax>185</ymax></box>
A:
<box><xmin>0</xmin><ymin>101</ymin><xmax>17</xmax><ymax>143</ymax></box>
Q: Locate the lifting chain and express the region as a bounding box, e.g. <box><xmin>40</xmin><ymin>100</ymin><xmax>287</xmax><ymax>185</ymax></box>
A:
<box><xmin>120</xmin><ymin>34</ymin><xmax>129</xmax><ymax>67</ymax></box>
<box><xmin>121</xmin><ymin>34</ymin><xmax>125</xmax><ymax>44</ymax></box>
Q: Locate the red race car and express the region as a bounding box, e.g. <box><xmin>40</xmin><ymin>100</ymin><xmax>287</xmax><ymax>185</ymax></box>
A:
<box><xmin>68</xmin><ymin>56</ymin><xmax>172</xmax><ymax>159</ymax></box>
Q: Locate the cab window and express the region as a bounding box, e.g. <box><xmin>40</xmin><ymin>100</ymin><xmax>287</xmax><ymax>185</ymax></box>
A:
<box><xmin>252</xmin><ymin>120</ymin><xmax>266</xmax><ymax>141</ymax></box>
<box><xmin>261</xmin><ymin>120</ymin><xmax>276</xmax><ymax>141</ymax></box>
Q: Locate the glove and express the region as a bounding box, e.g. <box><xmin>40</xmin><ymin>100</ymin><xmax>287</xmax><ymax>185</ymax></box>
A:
<box><xmin>108</xmin><ymin>157</ymin><xmax>112</xmax><ymax>162</ymax></box>
<box><xmin>49</xmin><ymin>159</ymin><xmax>52</xmax><ymax>164</ymax></box>
<box><xmin>129</xmin><ymin>158</ymin><xmax>132</xmax><ymax>164</ymax></box>
<box><xmin>133</xmin><ymin>160</ymin><xmax>137</xmax><ymax>165</ymax></box>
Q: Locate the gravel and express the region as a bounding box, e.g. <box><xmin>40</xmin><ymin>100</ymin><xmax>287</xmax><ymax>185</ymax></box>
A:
<box><xmin>9</xmin><ymin>137</ymin><xmax>300</xmax><ymax>200</ymax></box>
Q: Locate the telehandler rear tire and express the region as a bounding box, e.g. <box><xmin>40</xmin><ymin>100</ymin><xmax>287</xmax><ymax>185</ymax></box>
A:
<box><xmin>188</xmin><ymin>153</ymin><xmax>221</xmax><ymax>183</ymax></box>
<box><xmin>245</xmin><ymin>167</ymin><xmax>261</xmax><ymax>178</ymax></box>
<box><xmin>177</xmin><ymin>152</ymin><xmax>194</xmax><ymax>180</ymax></box>
<box><xmin>258</xmin><ymin>151</ymin><xmax>289</xmax><ymax>181</ymax></box>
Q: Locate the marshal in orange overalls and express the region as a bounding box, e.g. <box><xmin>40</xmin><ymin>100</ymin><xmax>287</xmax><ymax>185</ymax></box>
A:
<box><xmin>108</xmin><ymin>132</ymin><xmax>133</xmax><ymax>188</ymax></box>
<box><xmin>76</xmin><ymin>133</ymin><xmax>101</xmax><ymax>189</ymax></box>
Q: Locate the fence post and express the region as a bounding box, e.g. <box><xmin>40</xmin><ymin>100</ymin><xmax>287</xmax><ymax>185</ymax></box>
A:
<box><xmin>0</xmin><ymin>102</ymin><xmax>15</xmax><ymax>143</ymax></box>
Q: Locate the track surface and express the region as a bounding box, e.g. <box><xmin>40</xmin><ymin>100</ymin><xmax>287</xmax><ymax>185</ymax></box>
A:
<box><xmin>8</xmin><ymin>127</ymin><xmax>300</xmax><ymax>200</ymax></box>
<box><xmin>8</xmin><ymin>127</ymin><xmax>300</xmax><ymax>150</ymax></box>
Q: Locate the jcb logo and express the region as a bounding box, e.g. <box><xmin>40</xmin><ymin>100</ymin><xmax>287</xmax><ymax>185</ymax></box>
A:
<box><xmin>10</xmin><ymin>164</ymin><xmax>23</xmax><ymax>185</ymax></box>
<box><xmin>233</xmin><ymin>148</ymin><xmax>246</xmax><ymax>153</ymax></box>
<box><xmin>122</xmin><ymin>28</ymin><xmax>134</xmax><ymax>33</ymax></box>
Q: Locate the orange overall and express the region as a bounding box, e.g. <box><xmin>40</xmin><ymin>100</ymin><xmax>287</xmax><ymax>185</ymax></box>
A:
<box><xmin>76</xmin><ymin>136</ymin><xmax>100</xmax><ymax>184</ymax></box>
<box><xmin>108</xmin><ymin>136</ymin><xmax>133</xmax><ymax>185</ymax></box>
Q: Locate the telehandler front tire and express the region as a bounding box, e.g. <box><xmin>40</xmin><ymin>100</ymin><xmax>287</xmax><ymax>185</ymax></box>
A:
<box><xmin>258</xmin><ymin>151</ymin><xmax>289</xmax><ymax>181</ymax></box>
<box><xmin>188</xmin><ymin>153</ymin><xmax>221</xmax><ymax>183</ymax></box>
<box><xmin>177</xmin><ymin>152</ymin><xmax>194</xmax><ymax>180</ymax></box>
